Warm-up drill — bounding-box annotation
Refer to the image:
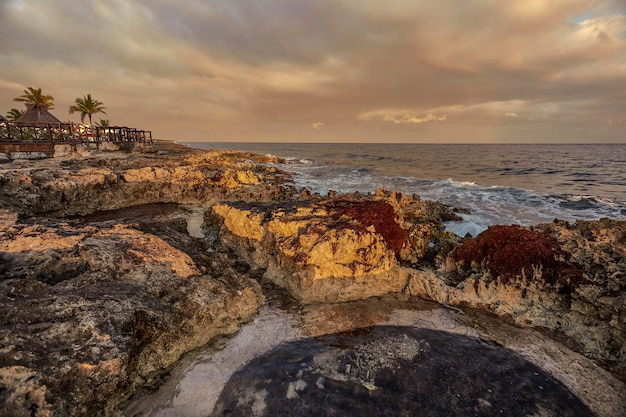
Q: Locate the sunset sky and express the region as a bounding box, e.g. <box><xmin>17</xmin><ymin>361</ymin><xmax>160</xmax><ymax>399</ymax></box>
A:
<box><xmin>1</xmin><ymin>0</ymin><xmax>625</xmax><ymax>143</ymax></box>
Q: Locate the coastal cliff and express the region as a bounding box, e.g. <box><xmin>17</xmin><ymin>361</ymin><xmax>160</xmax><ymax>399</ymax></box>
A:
<box><xmin>1</xmin><ymin>142</ymin><xmax>624</xmax><ymax>416</ymax></box>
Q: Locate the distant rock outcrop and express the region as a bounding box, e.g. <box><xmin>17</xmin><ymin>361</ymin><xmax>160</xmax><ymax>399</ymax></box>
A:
<box><xmin>0</xmin><ymin>146</ymin><xmax>296</xmax><ymax>217</ymax></box>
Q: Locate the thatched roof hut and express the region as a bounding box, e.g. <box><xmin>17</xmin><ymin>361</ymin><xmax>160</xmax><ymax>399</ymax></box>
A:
<box><xmin>15</xmin><ymin>104</ymin><xmax>61</xmax><ymax>124</ymax></box>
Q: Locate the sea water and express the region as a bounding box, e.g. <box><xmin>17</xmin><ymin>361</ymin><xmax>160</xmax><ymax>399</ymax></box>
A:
<box><xmin>186</xmin><ymin>142</ymin><xmax>626</xmax><ymax>236</ymax></box>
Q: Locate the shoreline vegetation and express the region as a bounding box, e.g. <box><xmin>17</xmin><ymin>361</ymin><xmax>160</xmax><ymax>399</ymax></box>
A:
<box><xmin>2</xmin><ymin>87</ymin><xmax>151</xmax><ymax>159</ymax></box>
<box><xmin>0</xmin><ymin>140</ymin><xmax>624</xmax><ymax>416</ymax></box>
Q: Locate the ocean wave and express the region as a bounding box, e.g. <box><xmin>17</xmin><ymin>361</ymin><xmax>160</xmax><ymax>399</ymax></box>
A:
<box><xmin>282</xmin><ymin>156</ymin><xmax>314</xmax><ymax>165</ymax></box>
<box><xmin>185</xmin><ymin>142</ymin><xmax>626</xmax><ymax>237</ymax></box>
<box><xmin>284</xmin><ymin>162</ymin><xmax>626</xmax><ymax>236</ymax></box>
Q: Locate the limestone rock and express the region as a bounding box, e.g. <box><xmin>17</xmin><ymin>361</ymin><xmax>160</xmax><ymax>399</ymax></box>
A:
<box><xmin>406</xmin><ymin>221</ymin><xmax>626</xmax><ymax>375</ymax></box>
<box><xmin>0</xmin><ymin>148</ymin><xmax>296</xmax><ymax>217</ymax></box>
<box><xmin>210</xmin><ymin>191</ymin><xmax>460</xmax><ymax>303</ymax></box>
<box><xmin>0</xmin><ymin>211</ymin><xmax>263</xmax><ymax>416</ymax></box>
<box><xmin>212</xmin><ymin>192</ymin><xmax>626</xmax><ymax>376</ymax></box>
<box><xmin>2</xmin><ymin>141</ymin><xmax>625</xmax><ymax>414</ymax></box>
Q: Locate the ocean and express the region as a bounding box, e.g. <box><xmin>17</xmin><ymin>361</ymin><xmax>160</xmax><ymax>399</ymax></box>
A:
<box><xmin>185</xmin><ymin>142</ymin><xmax>626</xmax><ymax>236</ymax></box>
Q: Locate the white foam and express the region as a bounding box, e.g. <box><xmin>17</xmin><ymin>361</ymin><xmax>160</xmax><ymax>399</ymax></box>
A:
<box><xmin>281</xmin><ymin>161</ymin><xmax>626</xmax><ymax>237</ymax></box>
<box><xmin>185</xmin><ymin>143</ymin><xmax>625</xmax><ymax>237</ymax></box>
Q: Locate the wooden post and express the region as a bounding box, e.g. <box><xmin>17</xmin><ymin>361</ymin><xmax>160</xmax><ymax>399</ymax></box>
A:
<box><xmin>2</xmin><ymin>121</ymin><xmax>11</xmax><ymax>141</ymax></box>
<box><xmin>47</xmin><ymin>123</ymin><xmax>54</xmax><ymax>144</ymax></box>
<box><xmin>71</xmin><ymin>123</ymin><xmax>76</xmax><ymax>151</ymax></box>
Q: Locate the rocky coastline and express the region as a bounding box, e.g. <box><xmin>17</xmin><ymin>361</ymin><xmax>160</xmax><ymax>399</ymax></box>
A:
<box><xmin>1</xmin><ymin>141</ymin><xmax>624</xmax><ymax>416</ymax></box>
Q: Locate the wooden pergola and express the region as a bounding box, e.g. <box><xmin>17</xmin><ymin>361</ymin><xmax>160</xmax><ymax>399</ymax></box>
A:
<box><xmin>0</xmin><ymin>121</ymin><xmax>152</xmax><ymax>153</ymax></box>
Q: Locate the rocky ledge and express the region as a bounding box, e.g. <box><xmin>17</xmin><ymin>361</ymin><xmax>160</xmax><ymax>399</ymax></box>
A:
<box><xmin>0</xmin><ymin>142</ymin><xmax>296</xmax><ymax>416</ymax></box>
<box><xmin>0</xmin><ymin>141</ymin><xmax>624</xmax><ymax>416</ymax></box>
<box><xmin>212</xmin><ymin>195</ymin><xmax>625</xmax><ymax>377</ymax></box>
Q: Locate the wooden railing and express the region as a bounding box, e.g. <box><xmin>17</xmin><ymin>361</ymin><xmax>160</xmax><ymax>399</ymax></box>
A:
<box><xmin>0</xmin><ymin>121</ymin><xmax>152</xmax><ymax>145</ymax></box>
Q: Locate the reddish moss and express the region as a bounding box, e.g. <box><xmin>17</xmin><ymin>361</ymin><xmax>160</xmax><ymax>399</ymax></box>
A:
<box><xmin>451</xmin><ymin>225</ymin><xmax>584</xmax><ymax>291</ymax></box>
<box><xmin>293</xmin><ymin>252</ymin><xmax>308</xmax><ymax>265</ymax></box>
<box><xmin>326</xmin><ymin>201</ymin><xmax>408</xmax><ymax>254</ymax></box>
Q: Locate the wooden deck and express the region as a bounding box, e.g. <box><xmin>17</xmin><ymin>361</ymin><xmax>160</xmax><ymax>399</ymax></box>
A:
<box><xmin>0</xmin><ymin>121</ymin><xmax>152</xmax><ymax>153</ymax></box>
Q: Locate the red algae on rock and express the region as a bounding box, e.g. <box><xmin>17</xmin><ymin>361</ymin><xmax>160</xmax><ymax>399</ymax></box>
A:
<box><xmin>450</xmin><ymin>225</ymin><xmax>584</xmax><ymax>291</ymax></box>
<box><xmin>326</xmin><ymin>200</ymin><xmax>408</xmax><ymax>254</ymax></box>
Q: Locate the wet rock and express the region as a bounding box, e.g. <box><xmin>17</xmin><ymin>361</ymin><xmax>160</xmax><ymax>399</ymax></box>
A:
<box><xmin>121</xmin><ymin>298</ymin><xmax>626</xmax><ymax>417</ymax></box>
<box><xmin>211</xmin><ymin>326</ymin><xmax>594</xmax><ymax>417</ymax></box>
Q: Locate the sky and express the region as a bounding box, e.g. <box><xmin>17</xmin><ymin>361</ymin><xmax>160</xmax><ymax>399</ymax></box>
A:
<box><xmin>1</xmin><ymin>0</ymin><xmax>625</xmax><ymax>143</ymax></box>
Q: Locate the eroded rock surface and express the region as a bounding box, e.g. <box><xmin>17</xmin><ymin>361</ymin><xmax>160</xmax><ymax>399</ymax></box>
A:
<box><xmin>0</xmin><ymin>142</ymin><xmax>296</xmax><ymax>416</ymax></box>
<box><xmin>0</xmin><ymin>209</ymin><xmax>263</xmax><ymax>416</ymax></box>
<box><xmin>210</xmin><ymin>189</ymin><xmax>461</xmax><ymax>303</ymax></box>
<box><xmin>211</xmin><ymin>191</ymin><xmax>626</xmax><ymax>379</ymax></box>
<box><xmin>431</xmin><ymin>221</ymin><xmax>626</xmax><ymax>377</ymax></box>
<box><xmin>0</xmin><ymin>142</ymin><xmax>295</xmax><ymax>217</ymax></box>
<box><xmin>1</xmin><ymin>141</ymin><xmax>625</xmax><ymax>416</ymax></box>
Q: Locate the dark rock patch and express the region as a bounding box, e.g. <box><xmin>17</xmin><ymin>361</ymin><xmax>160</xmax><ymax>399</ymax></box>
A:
<box><xmin>211</xmin><ymin>326</ymin><xmax>593</xmax><ymax>417</ymax></box>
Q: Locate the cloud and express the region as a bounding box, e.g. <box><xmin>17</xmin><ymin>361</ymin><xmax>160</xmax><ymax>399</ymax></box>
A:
<box><xmin>505</xmin><ymin>113</ymin><xmax>520</xmax><ymax>118</ymax></box>
<box><xmin>359</xmin><ymin>111</ymin><xmax>447</xmax><ymax>125</ymax></box>
<box><xmin>0</xmin><ymin>0</ymin><xmax>625</xmax><ymax>142</ymax></box>
<box><xmin>312</xmin><ymin>122</ymin><xmax>325</xmax><ymax>129</ymax></box>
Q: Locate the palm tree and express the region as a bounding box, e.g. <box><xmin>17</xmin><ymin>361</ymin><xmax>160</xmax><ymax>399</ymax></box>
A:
<box><xmin>6</xmin><ymin>108</ymin><xmax>24</xmax><ymax>121</ymax></box>
<box><xmin>69</xmin><ymin>94</ymin><xmax>107</xmax><ymax>125</ymax></box>
<box><xmin>97</xmin><ymin>119</ymin><xmax>110</xmax><ymax>127</ymax></box>
<box><xmin>13</xmin><ymin>86</ymin><xmax>55</xmax><ymax>109</ymax></box>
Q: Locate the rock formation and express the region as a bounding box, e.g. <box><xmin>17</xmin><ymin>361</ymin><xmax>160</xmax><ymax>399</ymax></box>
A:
<box><xmin>210</xmin><ymin>189</ymin><xmax>461</xmax><ymax>303</ymax></box>
<box><xmin>1</xmin><ymin>141</ymin><xmax>624</xmax><ymax>416</ymax></box>
<box><xmin>0</xmin><ymin>143</ymin><xmax>295</xmax><ymax>217</ymax></box>
<box><xmin>211</xmin><ymin>189</ymin><xmax>626</xmax><ymax>379</ymax></box>
<box><xmin>429</xmin><ymin>220</ymin><xmax>624</xmax><ymax>377</ymax></box>
<box><xmin>0</xmin><ymin>209</ymin><xmax>263</xmax><ymax>416</ymax></box>
<box><xmin>0</xmin><ymin>142</ymin><xmax>295</xmax><ymax>416</ymax></box>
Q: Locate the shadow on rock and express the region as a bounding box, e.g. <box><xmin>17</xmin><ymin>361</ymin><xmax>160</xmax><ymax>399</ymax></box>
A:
<box><xmin>211</xmin><ymin>326</ymin><xmax>593</xmax><ymax>417</ymax></box>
